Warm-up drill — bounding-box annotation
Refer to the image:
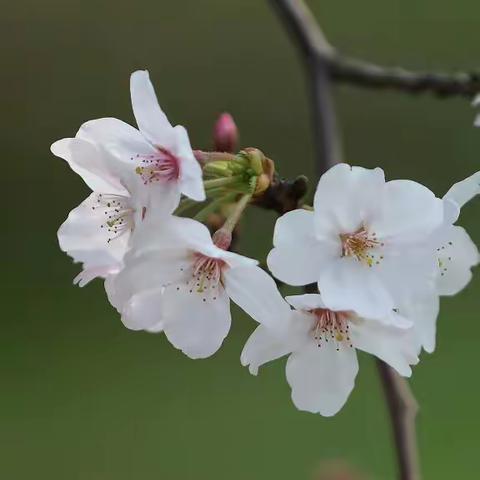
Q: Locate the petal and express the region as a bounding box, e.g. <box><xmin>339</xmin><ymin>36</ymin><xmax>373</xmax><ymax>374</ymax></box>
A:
<box><xmin>400</xmin><ymin>293</ymin><xmax>440</xmax><ymax>354</ymax></box>
<box><xmin>318</xmin><ymin>258</ymin><xmax>395</xmax><ymax>321</ymax></box>
<box><xmin>286</xmin><ymin>342</ymin><xmax>359</xmax><ymax>416</ymax></box>
<box><xmin>51</xmin><ymin>138</ymin><xmax>127</xmax><ymax>195</ymax></box>
<box><xmin>106</xmin><ymin>248</ymin><xmax>189</xmax><ymax>310</ymax></box>
<box><xmin>74</xmin><ymin>264</ymin><xmax>121</xmax><ymax>287</ymax></box>
<box><xmin>130</xmin><ymin>70</ymin><xmax>175</xmax><ymax>147</ymax></box>
<box><xmin>268</xmin><ymin>210</ymin><xmax>336</xmax><ymax>286</ymax></box>
<box><xmin>444</xmin><ymin>171</ymin><xmax>480</xmax><ymax>209</ymax></box>
<box><xmin>223</xmin><ymin>265</ymin><xmax>292</xmax><ymax>330</ymax></box>
<box><xmin>375</xmin><ymin>244</ymin><xmax>438</xmax><ymax>307</ymax></box>
<box><xmin>162</xmin><ymin>284</ymin><xmax>231</xmax><ymax>359</ymax></box>
<box><xmin>58</xmin><ymin>192</ymin><xmax>129</xmax><ymax>271</ymax></box>
<box><xmin>313</xmin><ymin>164</ymin><xmax>385</xmax><ymax>235</ymax></box>
<box><xmin>370</xmin><ymin>180</ymin><xmax>444</xmax><ymax>243</ymax></box>
<box><xmin>77</xmin><ymin>117</ymin><xmax>156</xmax><ymax>186</ymax></box>
<box><xmin>285</xmin><ymin>294</ymin><xmax>326</xmax><ymax>310</ymax></box>
<box><xmin>172</xmin><ymin>125</ymin><xmax>206</xmax><ymax>202</ymax></box>
<box><xmin>120</xmin><ymin>287</ymin><xmax>166</xmax><ymax>331</ymax></box>
<box><xmin>241</xmin><ymin>314</ymin><xmax>310</xmax><ymax>375</ymax></box>
<box><xmin>350</xmin><ymin>319</ymin><xmax>419</xmax><ymax>377</ymax></box>
<box><xmin>436</xmin><ymin>225</ymin><xmax>479</xmax><ymax>296</ymax></box>
<box><xmin>272</xmin><ymin>209</ymin><xmax>316</xmax><ymax>247</ymax></box>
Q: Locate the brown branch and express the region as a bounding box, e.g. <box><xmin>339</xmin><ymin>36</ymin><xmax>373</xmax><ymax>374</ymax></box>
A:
<box><xmin>330</xmin><ymin>56</ymin><xmax>480</xmax><ymax>98</ymax></box>
<box><xmin>377</xmin><ymin>360</ymin><xmax>421</xmax><ymax>480</ymax></box>
<box><xmin>270</xmin><ymin>0</ymin><xmax>480</xmax><ymax>99</ymax></box>
<box><xmin>270</xmin><ymin>0</ymin><xmax>343</xmax><ymax>175</ymax></box>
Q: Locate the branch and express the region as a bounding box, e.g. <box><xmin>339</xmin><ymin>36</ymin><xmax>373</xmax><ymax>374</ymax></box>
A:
<box><xmin>270</xmin><ymin>0</ymin><xmax>480</xmax><ymax>99</ymax></box>
<box><xmin>331</xmin><ymin>56</ymin><xmax>480</xmax><ymax>98</ymax></box>
<box><xmin>270</xmin><ymin>0</ymin><xmax>343</xmax><ymax>174</ymax></box>
<box><xmin>377</xmin><ymin>360</ymin><xmax>421</xmax><ymax>480</ymax></box>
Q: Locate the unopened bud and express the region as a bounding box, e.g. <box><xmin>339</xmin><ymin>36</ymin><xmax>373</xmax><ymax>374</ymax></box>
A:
<box><xmin>213</xmin><ymin>113</ymin><xmax>239</xmax><ymax>153</ymax></box>
<box><xmin>212</xmin><ymin>228</ymin><xmax>232</xmax><ymax>250</ymax></box>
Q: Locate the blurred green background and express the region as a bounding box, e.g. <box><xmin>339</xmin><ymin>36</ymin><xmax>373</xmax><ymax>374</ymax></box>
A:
<box><xmin>3</xmin><ymin>0</ymin><xmax>480</xmax><ymax>478</ymax></box>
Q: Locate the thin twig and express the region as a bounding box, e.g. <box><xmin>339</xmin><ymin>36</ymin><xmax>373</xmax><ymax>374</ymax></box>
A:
<box><xmin>377</xmin><ymin>360</ymin><xmax>421</xmax><ymax>480</ymax></box>
<box><xmin>270</xmin><ymin>0</ymin><xmax>343</xmax><ymax>174</ymax></box>
<box><xmin>330</xmin><ymin>56</ymin><xmax>480</xmax><ymax>98</ymax></box>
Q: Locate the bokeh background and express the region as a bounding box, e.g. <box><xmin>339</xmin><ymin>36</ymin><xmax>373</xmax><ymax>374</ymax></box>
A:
<box><xmin>3</xmin><ymin>0</ymin><xmax>480</xmax><ymax>478</ymax></box>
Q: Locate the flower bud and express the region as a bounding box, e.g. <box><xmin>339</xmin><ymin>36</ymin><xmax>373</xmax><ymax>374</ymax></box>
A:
<box><xmin>212</xmin><ymin>228</ymin><xmax>232</xmax><ymax>250</ymax></box>
<box><xmin>213</xmin><ymin>113</ymin><xmax>239</xmax><ymax>153</ymax></box>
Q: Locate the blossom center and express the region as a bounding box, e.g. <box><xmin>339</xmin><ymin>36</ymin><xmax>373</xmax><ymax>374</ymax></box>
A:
<box><xmin>340</xmin><ymin>226</ymin><xmax>383</xmax><ymax>267</ymax></box>
<box><xmin>133</xmin><ymin>147</ymin><xmax>180</xmax><ymax>185</ymax></box>
<box><xmin>177</xmin><ymin>254</ymin><xmax>226</xmax><ymax>303</ymax></box>
<box><xmin>92</xmin><ymin>194</ymin><xmax>135</xmax><ymax>243</ymax></box>
<box><xmin>310</xmin><ymin>308</ymin><xmax>353</xmax><ymax>350</ymax></box>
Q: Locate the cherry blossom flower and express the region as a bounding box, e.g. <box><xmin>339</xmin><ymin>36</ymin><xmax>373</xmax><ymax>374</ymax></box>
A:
<box><xmin>74</xmin><ymin>70</ymin><xmax>205</xmax><ymax>213</ymax></box>
<box><xmin>52</xmin><ymin>70</ymin><xmax>205</xmax><ymax>285</ymax></box>
<box><xmin>241</xmin><ymin>293</ymin><xmax>419</xmax><ymax>416</ymax></box>
<box><xmin>267</xmin><ymin>163</ymin><xmax>444</xmax><ymax>321</ymax></box>
<box><xmin>106</xmin><ymin>215</ymin><xmax>289</xmax><ymax>359</ymax></box>
<box><xmin>412</xmin><ymin>172</ymin><xmax>480</xmax><ymax>352</ymax></box>
<box><xmin>52</xmin><ymin>138</ymin><xmax>145</xmax><ymax>286</ymax></box>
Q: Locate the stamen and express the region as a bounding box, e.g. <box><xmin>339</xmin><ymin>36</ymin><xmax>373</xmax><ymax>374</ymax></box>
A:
<box><xmin>340</xmin><ymin>226</ymin><xmax>384</xmax><ymax>267</ymax></box>
<box><xmin>132</xmin><ymin>147</ymin><xmax>180</xmax><ymax>185</ymax></box>
<box><xmin>92</xmin><ymin>194</ymin><xmax>135</xmax><ymax>243</ymax></box>
<box><xmin>176</xmin><ymin>254</ymin><xmax>226</xmax><ymax>302</ymax></box>
<box><xmin>310</xmin><ymin>308</ymin><xmax>353</xmax><ymax>350</ymax></box>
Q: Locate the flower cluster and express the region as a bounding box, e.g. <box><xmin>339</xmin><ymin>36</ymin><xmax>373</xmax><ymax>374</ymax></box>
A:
<box><xmin>53</xmin><ymin>70</ymin><xmax>480</xmax><ymax>416</ymax></box>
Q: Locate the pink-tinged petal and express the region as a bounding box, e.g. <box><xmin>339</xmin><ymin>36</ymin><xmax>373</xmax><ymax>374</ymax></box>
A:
<box><xmin>350</xmin><ymin>319</ymin><xmax>419</xmax><ymax>377</ymax></box>
<box><xmin>130</xmin><ymin>70</ymin><xmax>175</xmax><ymax>147</ymax></box>
<box><xmin>313</xmin><ymin>164</ymin><xmax>385</xmax><ymax>236</ymax></box>
<box><xmin>370</xmin><ymin>180</ymin><xmax>444</xmax><ymax>243</ymax></box>
<box><xmin>286</xmin><ymin>341</ymin><xmax>359</xmax><ymax>416</ymax></box>
<box><xmin>172</xmin><ymin>125</ymin><xmax>205</xmax><ymax>202</ymax></box>
<box><xmin>77</xmin><ymin>117</ymin><xmax>157</xmax><ymax>185</ymax></box>
<box><xmin>444</xmin><ymin>171</ymin><xmax>480</xmax><ymax>209</ymax></box>
<box><xmin>318</xmin><ymin>258</ymin><xmax>395</xmax><ymax>321</ymax></box>
<box><xmin>435</xmin><ymin>225</ymin><xmax>479</xmax><ymax>296</ymax></box>
<box><xmin>52</xmin><ymin>138</ymin><xmax>128</xmax><ymax>195</ymax></box>
<box><xmin>58</xmin><ymin>192</ymin><xmax>130</xmax><ymax>273</ymax></box>
<box><xmin>223</xmin><ymin>265</ymin><xmax>291</xmax><ymax>330</ymax></box>
<box><xmin>162</xmin><ymin>284</ymin><xmax>231</xmax><ymax>359</ymax></box>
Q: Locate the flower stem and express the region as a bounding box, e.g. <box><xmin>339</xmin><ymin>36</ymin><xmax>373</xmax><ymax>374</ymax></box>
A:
<box><xmin>194</xmin><ymin>150</ymin><xmax>238</xmax><ymax>165</ymax></box>
<box><xmin>222</xmin><ymin>193</ymin><xmax>252</xmax><ymax>234</ymax></box>
<box><xmin>193</xmin><ymin>192</ymin><xmax>237</xmax><ymax>223</ymax></box>
<box><xmin>204</xmin><ymin>175</ymin><xmax>245</xmax><ymax>190</ymax></box>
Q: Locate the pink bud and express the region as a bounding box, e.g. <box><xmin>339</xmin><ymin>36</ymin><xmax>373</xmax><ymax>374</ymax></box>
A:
<box><xmin>212</xmin><ymin>228</ymin><xmax>232</xmax><ymax>250</ymax></box>
<box><xmin>213</xmin><ymin>113</ymin><xmax>238</xmax><ymax>153</ymax></box>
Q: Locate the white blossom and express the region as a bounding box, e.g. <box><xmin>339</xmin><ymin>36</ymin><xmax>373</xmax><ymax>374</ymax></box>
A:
<box><xmin>267</xmin><ymin>163</ymin><xmax>445</xmax><ymax>322</ymax></box>
<box><xmin>241</xmin><ymin>293</ymin><xmax>419</xmax><ymax>416</ymax></box>
<box><xmin>106</xmin><ymin>215</ymin><xmax>289</xmax><ymax>359</ymax></box>
<box><xmin>52</xmin><ymin>70</ymin><xmax>205</xmax><ymax>285</ymax></box>
<box><xmin>412</xmin><ymin>172</ymin><xmax>480</xmax><ymax>352</ymax></box>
